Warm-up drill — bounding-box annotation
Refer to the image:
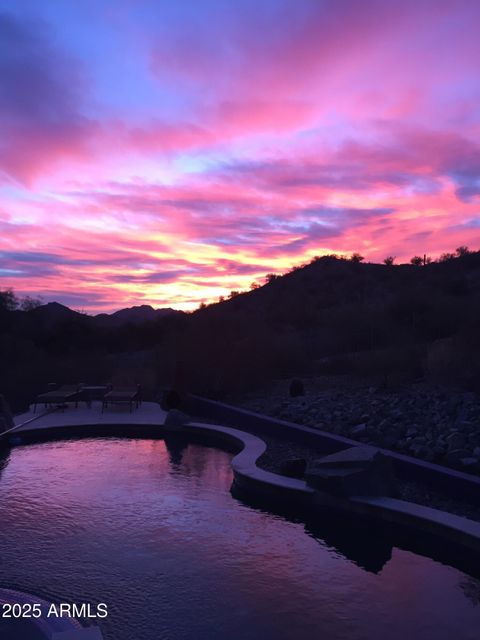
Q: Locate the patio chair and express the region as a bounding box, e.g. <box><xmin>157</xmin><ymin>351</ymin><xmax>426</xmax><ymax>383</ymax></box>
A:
<box><xmin>33</xmin><ymin>384</ymin><xmax>83</xmax><ymax>413</ymax></box>
<box><xmin>102</xmin><ymin>384</ymin><xmax>141</xmax><ymax>413</ymax></box>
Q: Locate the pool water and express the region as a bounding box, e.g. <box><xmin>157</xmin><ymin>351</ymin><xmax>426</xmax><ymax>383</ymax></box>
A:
<box><xmin>0</xmin><ymin>438</ymin><xmax>479</xmax><ymax>640</ymax></box>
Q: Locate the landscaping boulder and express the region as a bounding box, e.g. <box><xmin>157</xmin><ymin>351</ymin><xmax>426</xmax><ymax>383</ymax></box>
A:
<box><xmin>446</xmin><ymin>431</ymin><xmax>466</xmax><ymax>451</ymax></box>
<box><xmin>289</xmin><ymin>378</ymin><xmax>305</xmax><ymax>397</ymax></box>
<box><xmin>305</xmin><ymin>446</ymin><xmax>397</xmax><ymax>498</ymax></box>
<box><xmin>445</xmin><ymin>448</ymin><xmax>472</xmax><ymax>465</ymax></box>
<box><xmin>0</xmin><ymin>395</ymin><xmax>14</xmax><ymax>431</ymax></box>
<box><xmin>160</xmin><ymin>389</ymin><xmax>183</xmax><ymax>410</ymax></box>
<box><xmin>164</xmin><ymin>409</ymin><xmax>191</xmax><ymax>430</ymax></box>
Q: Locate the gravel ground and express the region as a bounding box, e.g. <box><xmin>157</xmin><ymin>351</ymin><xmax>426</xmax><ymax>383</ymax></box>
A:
<box><xmin>232</xmin><ymin>376</ymin><xmax>480</xmax><ymax>475</ymax></box>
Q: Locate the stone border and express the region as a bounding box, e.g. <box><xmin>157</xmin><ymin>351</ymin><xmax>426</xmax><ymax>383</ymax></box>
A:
<box><xmin>3</xmin><ymin>423</ymin><xmax>166</xmax><ymax>449</ymax></box>
<box><xmin>5</xmin><ymin>418</ymin><xmax>480</xmax><ymax>555</ymax></box>
<box><xmin>185</xmin><ymin>394</ymin><xmax>480</xmax><ymax>504</ymax></box>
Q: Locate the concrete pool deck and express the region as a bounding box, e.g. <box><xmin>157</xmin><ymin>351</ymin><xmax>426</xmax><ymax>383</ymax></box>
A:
<box><xmin>14</xmin><ymin>401</ymin><xmax>168</xmax><ymax>432</ymax></box>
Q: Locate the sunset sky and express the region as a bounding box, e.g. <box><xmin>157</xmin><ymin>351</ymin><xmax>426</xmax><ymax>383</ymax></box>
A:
<box><xmin>0</xmin><ymin>0</ymin><xmax>479</xmax><ymax>312</ymax></box>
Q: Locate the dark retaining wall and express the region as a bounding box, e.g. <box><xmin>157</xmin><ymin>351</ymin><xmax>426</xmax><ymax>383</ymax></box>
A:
<box><xmin>185</xmin><ymin>394</ymin><xmax>480</xmax><ymax>505</ymax></box>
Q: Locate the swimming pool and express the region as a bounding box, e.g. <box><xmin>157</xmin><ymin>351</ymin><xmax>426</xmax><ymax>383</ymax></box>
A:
<box><xmin>0</xmin><ymin>438</ymin><xmax>479</xmax><ymax>640</ymax></box>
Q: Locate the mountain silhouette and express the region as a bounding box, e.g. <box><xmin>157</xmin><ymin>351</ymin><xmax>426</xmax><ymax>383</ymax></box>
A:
<box><xmin>29</xmin><ymin>302</ymin><xmax>183</xmax><ymax>328</ymax></box>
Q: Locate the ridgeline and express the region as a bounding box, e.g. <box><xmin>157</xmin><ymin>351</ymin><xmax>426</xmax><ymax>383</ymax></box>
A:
<box><xmin>1</xmin><ymin>251</ymin><xmax>479</xmax><ymax>412</ymax></box>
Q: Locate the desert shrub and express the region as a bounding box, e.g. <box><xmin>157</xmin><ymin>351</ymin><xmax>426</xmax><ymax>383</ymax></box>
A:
<box><xmin>426</xmin><ymin>327</ymin><xmax>480</xmax><ymax>390</ymax></box>
<box><xmin>350</xmin><ymin>253</ymin><xmax>364</xmax><ymax>263</ymax></box>
<box><xmin>319</xmin><ymin>345</ymin><xmax>424</xmax><ymax>385</ymax></box>
<box><xmin>289</xmin><ymin>378</ymin><xmax>305</xmax><ymax>397</ymax></box>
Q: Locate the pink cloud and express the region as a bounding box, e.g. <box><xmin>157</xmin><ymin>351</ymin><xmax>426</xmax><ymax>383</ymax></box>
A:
<box><xmin>1</xmin><ymin>2</ymin><xmax>480</xmax><ymax>310</ymax></box>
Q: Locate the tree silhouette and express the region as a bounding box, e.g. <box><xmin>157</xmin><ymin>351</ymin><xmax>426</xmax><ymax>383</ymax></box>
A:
<box><xmin>383</xmin><ymin>256</ymin><xmax>396</xmax><ymax>266</ymax></box>
<box><xmin>440</xmin><ymin>252</ymin><xmax>456</xmax><ymax>262</ymax></box>
<box><xmin>350</xmin><ymin>253</ymin><xmax>364</xmax><ymax>263</ymax></box>
<box><xmin>20</xmin><ymin>295</ymin><xmax>42</xmax><ymax>311</ymax></box>
<box><xmin>0</xmin><ymin>289</ymin><xmax>18</xmax><ymax>312</ymax></box>
<box><xmin>0</xmin><ymin>289</ymin><xmax>42</xmax><ymax>312</ymax></box>
<box><xmin>265</xmin><ymin>273</ymin><xmax>279</xmax><ymax>283</ymax></box>
<box><xmin>410</xmin><ymin>254</ymin><xmax>431</xmax><ymax>266</ymax></box>
<box><xmin>456</xmin><ymin>245</ymin><xmax>470</xmax><ymax>257</ymax></box>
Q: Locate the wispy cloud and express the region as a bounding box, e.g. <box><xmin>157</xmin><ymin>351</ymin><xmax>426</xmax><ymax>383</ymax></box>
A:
<box><xmin>0</xmin><ymin>1</ymin><xmax>479</xmax><ymax>310</ymax></box>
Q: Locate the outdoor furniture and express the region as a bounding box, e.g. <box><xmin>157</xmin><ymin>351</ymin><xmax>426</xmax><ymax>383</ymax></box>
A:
<box><xmin>33</xmin><ymin>385</ymin><xmax>83</xmax><ymax>413</ymax></box>
<box><xmin>80</xmin><ymin>385</ymin><xmax>111</xmax><ymax>408</ymax></box>
<box><xmin>102</xmin><ymin>385</ymin><xmax>141</xmax><ymax>413</ymax></box>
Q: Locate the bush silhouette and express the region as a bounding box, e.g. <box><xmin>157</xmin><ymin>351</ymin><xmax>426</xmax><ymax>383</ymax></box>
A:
<box><xmin>350</xmin><ymin>253</ymin><xmax>364</xmax><ymax>263</ymax></box>
<box><xmin>289</xmin><ymin>378</ymin><xmax>305</xmax><ymax>397</ymax></box>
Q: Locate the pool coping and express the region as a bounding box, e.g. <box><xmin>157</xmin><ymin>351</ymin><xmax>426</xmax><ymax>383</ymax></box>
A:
<box><xmin>4</xmin><ymin>417</ymin><xmax>480</xmax><ymax>555</ymax></box>
<box><xmin>185</xmin><ymin>422</ymin><xmax>315</xmax><ymax>503</ymax></box>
